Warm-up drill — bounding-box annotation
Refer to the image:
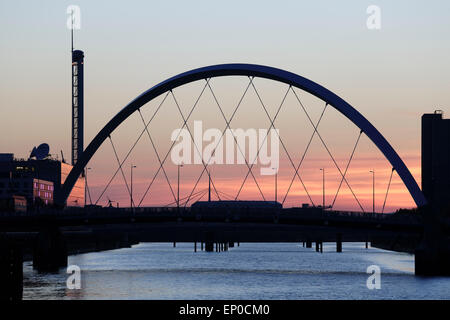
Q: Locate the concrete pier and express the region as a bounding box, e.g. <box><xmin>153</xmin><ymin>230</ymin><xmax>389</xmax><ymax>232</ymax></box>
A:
<box><xmin>205</xmin><ymin>241</ymin><xmax>214</xmax><ymax>252</ymax></box>
<box><xmin>33</xmin><ymin>227</ymin><xmax>68</xmax><ymax>272</ymax></box>
<box><xmin>415</xmin><ymin>206</ymin><xmax>450</xmax><ymax>276</ymax></box>
<box><xmin>0</xmin><ymin>239</ymin><xmax>23</xmax><ymax>300</ymax></box>
<box><xmin>306</xmin><ymin>239</ymin><xmax>312</xmax><ymax>248</ymax></box>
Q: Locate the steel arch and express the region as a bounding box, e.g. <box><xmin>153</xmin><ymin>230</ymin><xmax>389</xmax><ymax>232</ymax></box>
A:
<box><xmin>59</xmin><ymin>64</ymin><xmax>427</xmax><ymax>207</ymax></box>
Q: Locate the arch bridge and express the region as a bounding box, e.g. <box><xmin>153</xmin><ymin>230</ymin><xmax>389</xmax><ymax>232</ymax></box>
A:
<box><xmin>59</xmin><ymin>64</ymin><xmax>427</xmax><ymax>209</ymax></box>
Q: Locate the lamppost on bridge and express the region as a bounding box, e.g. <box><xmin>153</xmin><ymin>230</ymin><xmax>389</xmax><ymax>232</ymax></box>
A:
<box><xmin>370</xmin><ymin>170</ymin><xmax>375</xmax><ymax>214</ymax></box>
<box><xmin>320</xmin><ymin>168</ymin><xmax>325</xmax><ymax>208</ymax></box>
<box><xmin>130</xmin><ymin>164</ymin><xmax>136</xmax><ymax>209</ymax></box>
<box><xmin>84</xmin><ymin>167</ymin><xmax>91</xmax><ymax>207</ymax></box>
<box><xmin>272</xmin><ymin>167</ymin><xmax>278</xmax><ymax>203</ymax></box>
<box><xmin>208</xmin><ymin>167</ymin><xmax>212</xmax><ymax>202</ymax></box>
<box><xmin>177</xmin><ymin>163</ymin><xmax>183</xmax><ymax>208</ymax></box>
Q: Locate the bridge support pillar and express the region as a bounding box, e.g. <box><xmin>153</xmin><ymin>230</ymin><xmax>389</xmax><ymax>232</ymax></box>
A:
<box><xmin>229</xmin><ymin>242</ymin><xmax>234</xmax><ymax>248</ymax></box>
<box><xmin>201</xmin><ymin>242</ymin><xmax>204</xmax><ymax>251</ymax></box>
<box><xmin>315</xmin><ymin>241</ymin><xmax>320</xmax><ymax>252</ymax></box>
<box><xmin>320</xmin><ymin>242</ymin><xmax>323</xmax><ymax>253</ymax></box>
<box><xmin>173</xmin><ymin>242</ymin><xmax>176</xmax><ymax>248</ymax></box>
<box><xmin>205</xmin><ymin>242</ymin><xmax>213</xmax><ymax>252</ymax></box>
<box><xmin>306</xmin><ymin>239</ymin><xmax>312</xmax><ymax>248</ymax></box>
<box><xmin>336</xmin><ymin>234</ymin><xmax>342</xmax><ymax>253</ymax></box>
<box><xmin>33</xmin><ymin>227</ymin><xmax>67</xmax><ymax>272</ymax></box>
<box><xmin>0</xmin><ymin>238</ymin><xmax>23</xmax><ymax>301</ymax></box>
<box><xmin>194</xmin><ymin>242</ymin><xmax>197</xmax><ymax>252</ymax></box>
<box><xmin>415</xmin><ymin>206</ymin><xmax>450</xmax><ymax>276</ymax></box>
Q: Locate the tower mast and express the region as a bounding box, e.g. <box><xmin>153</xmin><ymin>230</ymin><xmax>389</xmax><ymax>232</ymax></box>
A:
<box><xmin>71</xmin><ymin>10</ymin><xmax>84</xmax><ymax>166</ymax></box>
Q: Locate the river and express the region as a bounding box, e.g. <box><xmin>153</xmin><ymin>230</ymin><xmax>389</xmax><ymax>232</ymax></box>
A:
<box><xmin>22</xmin><ymin>242</ymin><xmax>450</xmax><ymax>300</ymax></box>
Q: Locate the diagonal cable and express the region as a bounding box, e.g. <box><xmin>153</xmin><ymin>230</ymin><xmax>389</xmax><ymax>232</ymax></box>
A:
<box><xmin>381</xmin><ymin>168</ymin><xmax>395</xmax><ymax>213</ymax></box>
<box><xmin>282</xmin><ymin>103</ymin><xmax>328</xmax><ymax>205</ymax></box>
<box><xmin>290</xmin><ymin>87</ymin><xmax>365</xmax><ymax>212</ymax></box>
<box><xmin>183</xmin><ymin>77</ymin><xmax>259</xmax><ymax>205</ymax></box>
<box><xmin>108</xmin><ymin>135</ymin><xmax>134</xmax><ymax>207</ymax></box>
<box><xmin>137</xmin><ymin>81</ymin><xmax>210</xmax><ymax>206</ymax></box>
<box><xmin>163</xmin><ymin>188</ymin><xmax>207</xmax><ymax>207</ymax></box>
<box><xmin>182</xmin><ymin>189</ymin><xmax>208</xmax><ymax>207</ymax></box>
<box><xmin>94</xmin><ymin>92</ymin><xmax>170</xmax><ymax>205</ymax></box>
<box><xmin>169</xmin><ymin>88</ymin><xmax>222</xmax><ymax>202</ymax></box>
<box><xmin>137</xmin><ymin>109</ymin><xmax>177</xmax><ymax>204</ymax></box>
<box><xmin>203</xmin><ymin>77</ymin><xmax>267</xmax><ymax>201</ymax></box>
<box><xmin>234</xmin><ymin>82</ymin><xmax>289</xmax><ymax>200</ymax></box>
<box><xmin>247</xmin><ymin>82</ymin><xmax>315</xmax><ymax>205</ymax></box>
<box><xmin>331</xmin><ymin>130</ymin><xmax>363</xmax><ymax>208</ymax></box>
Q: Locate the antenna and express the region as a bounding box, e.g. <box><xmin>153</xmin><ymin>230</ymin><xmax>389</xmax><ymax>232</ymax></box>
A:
<box><xmin>71</xmin><ymin>9</ymin><xmax>74</xmax><ymax>54</ymax></box>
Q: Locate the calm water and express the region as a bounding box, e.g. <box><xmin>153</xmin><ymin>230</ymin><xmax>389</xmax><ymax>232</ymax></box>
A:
<box><xmin>22</xmin><ymin>242</ymin><xmax>450</xmax><ymax>300</ymax></box>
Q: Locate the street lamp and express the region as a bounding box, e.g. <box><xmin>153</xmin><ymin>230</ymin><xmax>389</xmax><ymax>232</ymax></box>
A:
<box><xmin>272</xmin><ymin>167</ymin><xmax>278</xmax><ymax>203</ymax></box>
<box><xmin>370</xmin><ymin>170</ymin><xmax>375</xmax><ymax>214</ymax></box>
<box><xmin>320</xmin><ymin>168</ymin><xmax>325</xmax><ymax>208</ymax></box>
<box><xmin>131</xmin><ymin>164</ymin><xmax>136</xmax><ymax>208</ymax></box>
<box><xmin>84</xmin><ymin>167</ymin><xmax>92</xmax><ymax>206</ymax></box>
<box><xmin>177</xmin><ymin>163</ymin><xmax>183</xmax><ymax>208</ymax></box>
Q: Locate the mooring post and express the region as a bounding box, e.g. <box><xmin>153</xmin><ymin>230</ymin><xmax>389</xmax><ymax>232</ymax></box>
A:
<box><xmin>336</xmin><ymin>233</ymin><xmax>342</xmax><ymax>253</ymax></box>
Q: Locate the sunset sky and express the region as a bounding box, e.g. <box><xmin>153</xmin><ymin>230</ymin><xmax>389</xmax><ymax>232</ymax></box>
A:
<box><xmin>1</xmin><ymin>1</ymin><xmax>449</xmax><ymax>211</ymax></box>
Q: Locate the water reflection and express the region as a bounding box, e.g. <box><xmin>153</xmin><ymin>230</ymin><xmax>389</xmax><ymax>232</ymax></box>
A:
<box><xmin>22</xmin><ymin>243</ymin><xmax>450</xmax><ymax>300</ymax></box>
